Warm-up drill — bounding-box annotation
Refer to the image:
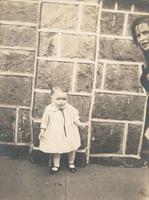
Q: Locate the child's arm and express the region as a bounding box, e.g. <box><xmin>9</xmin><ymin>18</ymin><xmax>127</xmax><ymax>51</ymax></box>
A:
<box><xmin>39</xmin><ymin>128</ymin><xmax>46</xmax><ymax>140</ymax></box>
<box><xmin>74</xmin><ymin>119</ymin><xmax>87</xmax><ymax>129</ymax></box>
<box><xmin>39</xmin><ymin>107</ymin><xmax>49</xmax><ymax>140</ymax></box>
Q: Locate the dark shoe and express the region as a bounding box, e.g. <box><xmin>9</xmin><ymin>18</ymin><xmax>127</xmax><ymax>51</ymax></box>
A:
<box><xmin>49</xmin><ymin>166</ymin><xmax>59</xmax><ymax>174</ymax></box>
<box><xmin>68</xmin><ymin>163</ymin><xmax>77</xmax><ymax>173</ymax></box>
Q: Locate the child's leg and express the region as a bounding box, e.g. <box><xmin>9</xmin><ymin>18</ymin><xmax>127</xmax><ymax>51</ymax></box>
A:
<box><xmin>68</xmin><ymin>151</ymin><xmax>76</xmax><ymax>165</ymax></box>
<box><xmin>68</xmin><ymin>151</ymin><xmax>76</xmax><ymax>172</ymax></box>
<box><xmin>53</xmin><ymin>153</ymin><xmax>61</xmax><ymax>168</ymax></box>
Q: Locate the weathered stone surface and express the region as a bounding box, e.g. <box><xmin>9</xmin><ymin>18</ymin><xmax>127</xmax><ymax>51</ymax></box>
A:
<box><xmin>36</xmin><ymin>60</ymin><xmax>73</xmax><ymax>90</ymax></box>
<box><xmin>104</xmin><ymin>64</ymin><xmax>143</xmax><ymax>93</ymax></box>
<box><xmin>126</xmin><ymin>124</ymin><xmax>142</xmax><ymax>155</ymax></box>
<box><xmin>0</xmin><ymin>76</ymin><xmax>32</xmax><ymax>106</ymax></box>
<box><xmin>33</xmin><ymin>92</ymin><xmax>51</xmax><ymax>119</ymax></box>
<box><xmin>33</xmin><ymin>122</ymin><xmax>40</xmax><ymax>147</ymax></box>
<box><xmin>38</xmin><ymin>32</ymin><xmax>58</xmax><ymax>57</ymax></box>
<box><xmin>0</xmin><ymin>107</ymin><xmax>16</xmax><ymax>142</ymax></box>
<box><xmin>61</xmin><ymin>34</ymin><xmax>96</xmax><ymax>60</ymax></box>
<box><xmin>0</xmin><ymin>49</ymin><xmax>35</xmax><ymax>73</ymax></box>
<box><xmin>90</xmin><ymin>122</ymin><xmax>124</xmax><ymax>154</ymax></box>
<box><xmin>0</xmin><ymin>25</ymin><xmax>36</xmax><ymax>48</ymax></box>
<box><xmin>68</xmin><ymin>95</ymin><xmax>91</xmax><ymax>121</ymax></box>
<box><xmin>0</xmin><ymin>2</ymin><xmax>38</xmax><ymax>23</ymax></box>
<box><xmin>92</xmin><ymin>93</ymin><xmax>145</xmax><ymax>121</ymax></box>
<box><xmin>102</xmin><ymin>0</ymin><xmax>116</xmax><ymax>9</ymax></box>
<box><xmin>127</xmin><ymin>14</ymin><xmax>145</xmax><ymax>36</ymax></box>
<box><xmin>80</xmin><ymin>5</ymin><xmax>98</xmax><ymax>32</ymax></box>
<box><xmin>79</xmin><ymin>127</ymin><xmax>88</xmax><ymax>149</ymax></box>
<box><xmin>17</xmin><ymin>109</ymin><xmax>31</xmax><ymax>143</ymax></box>
<box><xmin>117</xmin><ymin>0</ymin><xmax>133</xmax><ymax>10</ymax></box>
<box><xmin>96</xmin><ymin>62</ymin><xmax>103</xmax><ymax>89</ymax></box>
<box><xmin>134</xmin><ymin>1</ymin><xmax>149</xmax><ymax>12</ymax></box>
<box><xmin>75</xmin><ymin>63</ymin><xmax>94</xmax><ymax>93</ymax></box>
<box><xmin>100</xmin><ymin>12</ymin><xmax>125</xmax><ymax>35</ymax></box>
<box><xmin>99</xmin><ymin>38</ymin><xmax>144</xmax><ymax>62</ymax></box>
<box><xmin>41</xmin><ymin>3</ymin><xmax>78</xmax><ymax>30</ymax></box>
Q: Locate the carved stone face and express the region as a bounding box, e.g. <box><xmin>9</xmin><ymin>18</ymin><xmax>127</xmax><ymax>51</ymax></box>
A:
<box><xmin>135</xmin><ymin>23</ymin><xmax>149</xmax><ymax>52</ymax></box>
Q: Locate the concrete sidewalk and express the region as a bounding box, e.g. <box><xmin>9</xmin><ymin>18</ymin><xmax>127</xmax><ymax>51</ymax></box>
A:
<box><xmin>0</xmin><ymin>157</ymin><xmax>149</xmax><ymax>200</ymax></box>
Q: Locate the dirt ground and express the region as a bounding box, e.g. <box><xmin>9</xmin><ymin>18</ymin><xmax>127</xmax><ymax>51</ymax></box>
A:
<box><xmin>0</xmin><ymin>157</ymin><xmax>149</xmax><ymax>200</ymax></box>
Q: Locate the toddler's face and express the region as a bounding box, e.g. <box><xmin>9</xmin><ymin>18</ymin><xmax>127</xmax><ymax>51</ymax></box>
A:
<box><xmin>52</xmin><ymin>91</ymin><xmax>68</xmax><ymax>109</ymax></box>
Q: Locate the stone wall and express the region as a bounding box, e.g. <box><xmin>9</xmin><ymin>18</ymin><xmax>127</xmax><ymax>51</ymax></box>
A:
<box><xmin>0</xmin><ymin>0</ymin><xmax>149</xmax><ymax>162</ymax></box>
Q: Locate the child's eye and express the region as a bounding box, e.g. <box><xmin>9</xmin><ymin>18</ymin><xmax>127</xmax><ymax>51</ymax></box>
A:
<box><xmin>57</xmin><ymin>98</ymin><xmax>67</xmax><ymax>100</ymax></box>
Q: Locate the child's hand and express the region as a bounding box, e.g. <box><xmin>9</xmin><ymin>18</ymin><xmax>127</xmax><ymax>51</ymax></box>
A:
<box><xmin>39</xmin><ymin>129</ymin><xmax>45</xmax><ymax>140</ymax></box>
<box><xmin>79</xmin><ymin>122</ymin><xmax>88</xmax><ymax>129</ymax></box>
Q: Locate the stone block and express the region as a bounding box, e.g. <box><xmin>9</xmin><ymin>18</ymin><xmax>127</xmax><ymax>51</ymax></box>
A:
<box><xmin>80</xmin><ymin>5</ymin><xmax>98</xmax><ymax>32</ymax></box>
<box><xmin>0</xmin><ymin>49</ymin><xmax>35</xmax><ymax>73</ymax></box>
<box><xmin>68</xmin><ymin>95</ymin><xmax>91</xmax><ymax>121</ymax></box>
<box><xmin>17</xmin><ymin>109</ymin><xmax>31</xmax><ymax>143</ymax></box>
<box><xmin>104</xmin><ymin>64</ymin><xmax>143</xmax><ymax>93</ymax></box>
<box><xmin>117</xmin><ymin>0</ymin><xmax>133</xmax><ymax>10</ymax></box>
<box><xmin>38</xmin><ymin>32</ymin><xmax>58</xmax><ymax>57</ymax></box>
<box><xmin>36</xmin><ymin>60</ymin><xmax>73</xmax><ymax>90</ymax></box>
<box><xmin>90</xmin><ymin>121</ymin><xmax>124</xmax><ymax>154</ymax></box>
<box><xmin>61</xmin><ymin>34</ymin><xmax>96</xmax><ymax>60</ymax></box>
<box><xmin>127</xmin><ymin>14</ymin><xmax>145</xmax><ymax>36</ymax></box>
<box><xmin>0</xmin><ymin>75</ymin><xmax>32</xmax><ymax>106</ymax></box>
<box><xmin>41</xmin><ymin>3</ymin><xmax>78</xmax><ymax>30</ymax></box>
<box><xmin>126</xmin><ymin>124</ymin><xmax>142</xmax><ymax>154</ymax></box>
<box><xmin>96</xmin><ymin>62</ymin><xmax>103</xmax><ymax>89</ymax></box>
<box><xmin>79</xmin><ymin>126</ymin><xmax>88</xmax><ymax>149</ymax></box>
<box><xmin>99</xmin><ymin>38</ymin><xmax>144</xmax><ymax>62</ymax></box>
<box><xmin>100</xmin><ymin>12</ymin><xmax>125</xmax><ymax>35</ymax></box>
<box><xmin>33</xmin><ymin>92</ymin><xmax>51</xmax><ymax>119</ymax></box>
<box><xmin>75</xmin><ymin>63</ymin><xmax>94</xmax><ymax>93</ymax></box>
<box><xmin>134</xmin><ymin>1</ymin><xmax>149</xmax><ymax>12</ymax></box>
<box><xmin>33</xmin><ymin>122</ymin><xmax>40</xmax><ymax>147</ymax></box>
<box><xmin>92</xmin><ymin>93</ymin><xmax>145</xmax><ymax>121</ymax></box>
<box><xmin>0</xmin><ymin>24</ymin><xmax>36</xmax><ymax>48</ymax></box>
<box><xmin>102</xmin><ymin>0</ymin><xmax>116</xmax><ymax>9</ymax></box>
<box><xmin>0</xmin><ymin>107</ymin><xmax>16</xmax><ymax>142</ymax></box>
<box><xmin>0</xmin><ymin>2</ymin><xmax>38</xmax><ymax>23</ymax></box>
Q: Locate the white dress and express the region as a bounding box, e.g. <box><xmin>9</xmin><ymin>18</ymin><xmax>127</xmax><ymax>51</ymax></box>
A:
<box><xmin>39</xmin><ymin>103</ymin><xmax>81</xmax><ymax>153</ymax></box>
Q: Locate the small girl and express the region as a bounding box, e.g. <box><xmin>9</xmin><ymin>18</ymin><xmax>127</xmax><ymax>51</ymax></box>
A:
<box><xmin>39</xmin><ymin>86</ymin><xmax>87</xmax><ymax>174</ymax></box>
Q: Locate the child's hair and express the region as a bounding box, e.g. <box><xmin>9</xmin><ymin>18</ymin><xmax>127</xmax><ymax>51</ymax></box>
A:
<box><xmin>51</xmin><ymin>85</ymin><xmax>68</xmax><ymax>96</ymax></box>
<box><xmin>131</xmin><ymin>16</ymin><xmax>149</xmax><ymax>45</ymax></box>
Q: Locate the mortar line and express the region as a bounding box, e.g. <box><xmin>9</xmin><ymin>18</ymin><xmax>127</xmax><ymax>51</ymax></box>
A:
<box><xmin>87</xmin><ymin>0</ymin><xmax>102</xmax><ymax>164</ymax></box>
<box><xmin>122</xmin><ymin>12</ymin><xmax>128</xmax><ymax>37</ymax></box>
<box><xmin>100</xmin><ymin>62</ymin><xmax>106</xmax><ymax>90</ymax></box>
<box><xmin>77</xmin><ymin>4</ymin><xmax>82</xmax><ymax>32</ymax></box>
<box><xmin>0</xmin><ymin>20</ymin><xmax>37</xmax><ymax>27</ymax></box>
<box><xmin>95</xmin><ymin>89</ymin><xmax>146</xmax><ymax>96</ymax></box>
<box><xmin>1</xmin><ymin>0</ymin><xmax>38</xmax><ymax>3</ymax></box>
<box><xmin>30</xmin><ymin>0</ymin><xmax>42</xmax><ymax>151</ymax></box>
<box><xmin>41</xmin><ymin>0</ymin><xmax>99</xmax><ymax>6</ymax></box>
<box><xmin>0</xmin><ymin>46</ymin><xmax>36</xmax><ymax>51</ymax></box>
<box><xmin>102</xmin><ymin>8</ymin><xmax>149</xmax><ymax>15</ymax></box>
<box><xmin>38</xmin><ymin>56</ymin><xmax>95</xmax><ymax>63</ymax></box>
<box><xmin>131</xmin><ymin>3</ymin><xmax>135</xmax><ymax>12</ymax></box>
<box><xmin>137</xmin><ymin>96</ymin><xmax>148</xmax><ymax>156</ymax></box>
<box><xmin>91</xmin><ymin>118</ymin><xmax>143</xmax><ymax>125</ymax></box>
<box><xmin>71</xmin><ymin>62</ymin><xmax>77</xmax><ymax>92</ymax></box>
<box><xmin>0</xmin><ymin>105</ymin><xmax>30</xmax><ymax>109</ymax></box>
<box><xmin>0</xmin><ymin>72</ymin><xmax>33</xmax><ymax>77</ymax></box>
<box><xmin>114</xmin><ymin>1</ymin><xmax>118</xmax><ymax>10</ymax></box>
<box><xmin>122</xmin><ymin>123</ymin><xmax>128</xmax><ymax>155</ymax></box>
<box><xmin>15</xmin><ymin>107</ymin><xmax>19</xmax><ymax>144</ymax></box>
<box><xmin>90</xmin><ymin>154</ymin><xmax>140</xmax><ymax>159</ymax></box>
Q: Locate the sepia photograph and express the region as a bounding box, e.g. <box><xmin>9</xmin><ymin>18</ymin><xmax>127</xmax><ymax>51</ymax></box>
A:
<box><xmin>0</xmin><ymin>0</ymin><xmax>149</xmax><ymax>199</ymax></box>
